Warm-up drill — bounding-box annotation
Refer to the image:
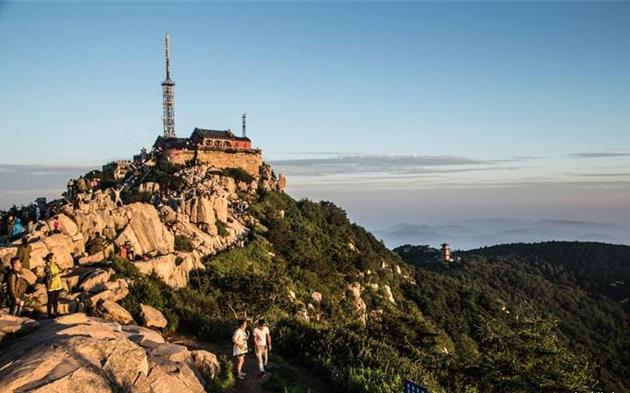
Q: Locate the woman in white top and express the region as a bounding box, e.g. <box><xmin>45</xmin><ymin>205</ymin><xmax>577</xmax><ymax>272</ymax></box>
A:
<box><xmin>253</xmin><ymin>318</ymin><xmax>272</xmax><ymax>377</ymax></box>
<box><xmin>232</xmin><ymin>319</ymin><xmax>249</xmax><ymax>380</ymax></box>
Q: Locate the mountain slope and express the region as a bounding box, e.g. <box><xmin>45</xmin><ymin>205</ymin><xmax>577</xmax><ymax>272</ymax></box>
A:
<box><xmin>120</xmin><ymin>191</ymin><xmax>597</xmax><ymax>393</ymax></box>
<box><xmin>397</xmin><ymin>242</ymin><xmax>630</xmax><ymax>392</ymax></box>
<box><xmin>1</xmin><ymin>156</ymin><xmax>622</xmax><ymax>393</ymax></box>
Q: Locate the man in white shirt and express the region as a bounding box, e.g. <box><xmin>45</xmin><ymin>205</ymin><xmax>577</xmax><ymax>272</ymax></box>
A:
<box><xmin>253</xmin><ymin>318</ymin><xmax>272</xmax><ymax>377</ymax></box>
<box><xmin>232</xmin><ymin>319</ymin><xmax>248</xmax><ymax>380</ymax></box>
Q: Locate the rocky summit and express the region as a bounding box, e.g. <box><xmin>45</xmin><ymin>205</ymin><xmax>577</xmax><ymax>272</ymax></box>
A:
<box><xmin>0</xmin><ymin>158</ymin><xmax>285</xmax><ymax>312</ymax></box>
<box><xmin>0</xmin><ymin>311</ymin><xmax>219</xmax><ymax>393</ymax></box>
<box><xmin>0</xmin><ymin>155</ymin><xmax>285</xmax><ymax>392</ymax></box>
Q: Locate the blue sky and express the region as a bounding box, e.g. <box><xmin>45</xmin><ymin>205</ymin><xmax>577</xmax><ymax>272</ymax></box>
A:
<box><xmin>1</xmin><ymin>1</ymin><xmax>629</xmax><ymax>244</ymax></box>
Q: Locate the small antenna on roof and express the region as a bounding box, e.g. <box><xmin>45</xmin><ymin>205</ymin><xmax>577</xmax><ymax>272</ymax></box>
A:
<box><xmin>242</xmin><ymin>111</ymin><xmax>247</xmax><ymax>138</ymax></box>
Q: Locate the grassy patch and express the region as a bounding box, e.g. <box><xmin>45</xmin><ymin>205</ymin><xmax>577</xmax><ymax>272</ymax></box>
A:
<box><xmin>216</xmin><ymin>220</ymin><xmax>229</xmax><ymax>237</ymax></box>
<box><xmin>175</xmin><ymin>235</ymin><xmax>194</xmax><ymax>252</ymax></box>
<box><xmin>221</xmin><ymin>167</ymin><xmax>255</xmax><ymax>184</ymax></box>
<box><xmin>262</xmin><ymin>368</ymin><xmax>318</xmax><ymax>393</ymax></box>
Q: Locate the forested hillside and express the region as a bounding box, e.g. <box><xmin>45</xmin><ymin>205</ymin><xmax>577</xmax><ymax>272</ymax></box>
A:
<box><xmin>118</xmin><ymin>191</ymin><xmax>611</xmax><ymax>393</ymax></box>
<box><xmin>397</xmin><ymin>242</ymin><xmax>630</xmax><ymax>393</ymax></box>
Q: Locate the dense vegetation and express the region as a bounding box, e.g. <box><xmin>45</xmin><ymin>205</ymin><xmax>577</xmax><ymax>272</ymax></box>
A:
<box><xmin>107</xmin><ymin>191</ymin><xmax>622</xmax><ymax>393</ymax></box>
<box><xmin>397</xmin><ymin>242</ymin><xmax>630</xmax><ymax>392</ymax></box>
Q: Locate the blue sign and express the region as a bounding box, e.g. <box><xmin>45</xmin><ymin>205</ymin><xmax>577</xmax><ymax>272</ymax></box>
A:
<box><xmin>404</xmin><ymin>380</ymin><xmax>428</xmax><ymax>393</ymax></box>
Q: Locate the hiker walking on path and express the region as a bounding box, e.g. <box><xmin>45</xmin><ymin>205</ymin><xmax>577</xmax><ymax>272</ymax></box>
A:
<box><xmin>6</xmin><ymin>257</ymin><xmax>27</xmax><ymax>316</ymax></box>
<box><xmin>232</xmin><ymin>319</ymin><xmax>249</xmax><ymax>380</ymax></box>
<box><xmin>253</xmin><ymin>319</ymin><xmax>272</xmax><ymax>377</ymax></box>
<box><xmin>44</xmin><ymin>253</ymin><xmax>62</xmax><ymax>318</ymax></box>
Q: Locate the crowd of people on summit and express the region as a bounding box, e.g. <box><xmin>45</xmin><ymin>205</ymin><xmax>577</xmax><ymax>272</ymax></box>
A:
<box><xmin>2</xmin><ymin>161</ymin><xmax>274</xmax><ymax>385</ymax></box>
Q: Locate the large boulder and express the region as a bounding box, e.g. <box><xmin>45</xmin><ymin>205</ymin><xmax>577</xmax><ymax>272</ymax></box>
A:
<box><xmin>21</xmin><ymin>268</ymin><xmax>37</xmax><ymax>286</ymax></box>
<box><xmin>131</xmin><ymin>252</ymin><xmax>204</xmax><ymax>288</ymax></box>
<box><xmin>78</xmin><ymin>244</ymin><xmax>115</xmax><ymax>265</ymax></box>
<box><xmin>311</xmin><ymin>291</ymin><xmax>323</xmax><ymax>304</ymax></box>
<box><xmin>277</xmin><ymin>173</ymin><xmax>287</xmax><ymax>191</ymax></box>
<box><xmin>186</xmin><ymin>196</ymin><xmax>217</xmax><ymax>229</ymax></box>
<box><xmin>190</xmin><ymin>350</ymin><xmax>220</xmax><ymax>381</ymax></box>
<box><xmin>56</xmin><ymin>213</ymin><xmax>79</xmax><ymax>237</ymax></box>
<box><xmin>114</xmin><ymin>203</ymin><xmax>174</xmax><ymax>256</ymax></box>
<box><xmin>96</xmin><ymin>300</ymin><xmax>134</xmax><ymax>324</ymax></box>
<box><xmin>383</xmin><ymin>284</ymin><xmax>396</xmax><ymax>305</ymax></box>
<box><xmin>58</xmin><ymin>293</ymin><xmax>84</xmax><ymax>315</ymax></box>
<box><xmin>87</xmin><ymin>278</ymin><xmax>129</xmax><ymax>306</ymax></box>
<box><xmin>347</xmin><ymin>282</ymin><xmax>367</xmax><ymax>325</ymax></box>
<box><xmin>0</xmin><ymin>316</ymin><xmax>168</xmax><ymax>393</ymax></box>
<box><xmin>140</xmin><ymin>304</ymin><xmax>168</xmax><ymax>329</ymax></box>
<box><xmin>25</xmin><ymin>284</ymin><xmax>49</xmax><ymax>313</ymax></box>
<box><xmin>22</xmin><ymin>234</ymin><xmax>75</xmax><ymax>272</ymax></box>
<box><xmin>0</xmin><ymin>246</ymin><xmax>17</xmax><ymax>267</ymax></box>
<box><xmin>79</xmin><ymin>268</ymin><xmax>114</xmax><ymax>293</ymax></box>
<box><xmin>212</xmin><ymin>196</ymin><xmax>229</xmax><ymax>222</ymax></box>
<box><xmin>0</xmin><ymin>310</ymin><xmax>39</xmax><ymax>342</ymax></box>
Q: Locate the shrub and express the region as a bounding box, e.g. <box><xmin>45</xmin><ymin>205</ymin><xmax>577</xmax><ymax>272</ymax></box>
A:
<box><xmin>262</xmin><ymin>365</ymin><xmax>316</xmax><ymax>393</ymax></box>
<box><xmin>208</xmin><ymin>355</ymin><xmax>236</xmax><ymax>393</ymax></box>
<box><xmin>221</xmin><ymin>167</ymin><xmax>254</xmax><ymax>184</ymax></box>
<box><xmin>175</xmin><ymin>235</ymin><xmax>194</xmax><ymax>252</ymax></box>
<box><xmin>121</xmin><ymin>190</ymin><xmax>152</xmax><ymax>204</ymax></box>
<box><xmin>141</xmin><ymin>157</ymin><xmax>185</xmax><ymax>191</ymax></box>
<box><xmin>216</xmin><ymin>220</ymin><xmax>229</xmax><ymax>237</ymax></box>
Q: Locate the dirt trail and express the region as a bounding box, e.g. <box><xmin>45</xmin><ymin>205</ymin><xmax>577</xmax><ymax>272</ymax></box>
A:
<box><xmin>169</xmin><ymin>335</ymin><xmax>314</xmax><ymax>393</ymax></box>
<box><xmin>168</xmin><ymin>336</ymin><xmax>332</xmax><ymax>393</ymax></box>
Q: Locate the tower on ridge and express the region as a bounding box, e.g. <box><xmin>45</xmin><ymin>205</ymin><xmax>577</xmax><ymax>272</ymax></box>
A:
<box><xmin>161</xmin><ymin>33</ymin><xmax>176</xmax><ymax>138</ymax></box>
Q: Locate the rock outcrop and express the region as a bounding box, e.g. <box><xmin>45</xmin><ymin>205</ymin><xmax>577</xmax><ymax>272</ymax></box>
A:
<box><xmin>114</xmin><ymin>203</ymin><xmax>174</xmax><ymax>256</ymax></box>
<box><xmin>0</xmin><ymin>158</ymin><xmax>286</xmax><ymax>291</ymax></box>
<box><xmin>0</xmin><ymin>312</ymin><xmax>39</xmax><ymax>343</ymax></box>
<box><xmin>131</xmin><ymin>252</ymin><xmax>204</xmax><ymax>288</ymax></box>
<box><xmin>140</xmin><ymin>304</ymin><xmax>168</xmax><ymax>329</ymax></box>
<box><xmin>96</xmin><ymin>300</ymin><xmax>134</xmax><ymax>324</ymax></box>
<box><xmin>0</xmin><ymin>311</ymin><xmax>217</xmax><ymax>393</ymax></box>
<box><xmin>347</xmin><ymin>282</ymin><xmax>367</xmax><ymax>325</ymax></box>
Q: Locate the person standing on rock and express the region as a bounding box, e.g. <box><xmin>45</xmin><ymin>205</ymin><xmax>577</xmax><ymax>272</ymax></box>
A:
<box><xmin>16</xmin><ymin>236</ymin><xmax>32</xmax><ymax>270</ymax></box>
<box><xmin>232</xmin><ymin>319</ymin><xmax>249</xmax><ymax>380</ymax></box>
<box><xmin>112</xmin><ymin>186</ymin><xmax>124</xmax><ymax>207</ymax></box>
<box><xmin>6</xmin><ymin>257</ymin><xmax>27</xmax><ymax>316</ymax></box>
<box><xmin>253</xmin><ymin>318</ymin><xmax>272</xmax><ymax>377</ymax></box>
<box><xmin>50</xmin><ymin>215</ymin><xmax>62</xmax><ymax>235</ymax></box>
<box><xmin>86</xmin><ymin>232</ymin><xmax>106</xmax><ymax>255</ymax></box>
<box><xmin>11</xmin><ymin>217</ymin><xmax>25</xmax><ymax>240</ymax></box>
<box><xmin>44</xmin><ymin>253</ymin><xmax>62</xmax><ymax>318</ymax></box>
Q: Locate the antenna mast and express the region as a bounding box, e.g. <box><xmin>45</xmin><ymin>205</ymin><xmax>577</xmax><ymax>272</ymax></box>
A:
<box><xmin>242</xmin><ymin>112</ymin><xmax>247</xmax><ymax>137</ymax></box>
<box><xmin>161</xmin><ymin>33</ymin><xmax>176</xmax><ymax>138</ymax></box>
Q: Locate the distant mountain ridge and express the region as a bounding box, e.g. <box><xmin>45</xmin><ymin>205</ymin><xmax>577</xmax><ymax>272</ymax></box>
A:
<box><xmin>376</xmin><ymin>218</ymin><xmax>630</xmax><ymax>249</ymax></box>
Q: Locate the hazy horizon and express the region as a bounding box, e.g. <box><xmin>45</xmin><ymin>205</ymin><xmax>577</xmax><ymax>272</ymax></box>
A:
<box><xmin>1</xmin><ymin>1</ymin><xmax>629</xmax><ymax>247</ymax></box>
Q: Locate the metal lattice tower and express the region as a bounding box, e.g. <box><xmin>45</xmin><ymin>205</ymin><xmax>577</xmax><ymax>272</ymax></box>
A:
<box><xmin>161</xmin><ymin>33</ymin><xmax>176</xmax><ymax>138</ymax></box>
<box><xmin>242</xmin><ymin>112</ymin><xmax>247</xmax><ymax>137</ymax></box>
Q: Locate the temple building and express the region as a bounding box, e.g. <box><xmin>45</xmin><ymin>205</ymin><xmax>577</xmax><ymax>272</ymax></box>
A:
<box><xmin>190</xmin><ymin>128</ymin><xmax>252</xmax><ymax>150</ymax></box>
<box><xmin>150</xmin><ymin>35</ymin><xmax>262</xmax><ymax>176</ymax></box>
